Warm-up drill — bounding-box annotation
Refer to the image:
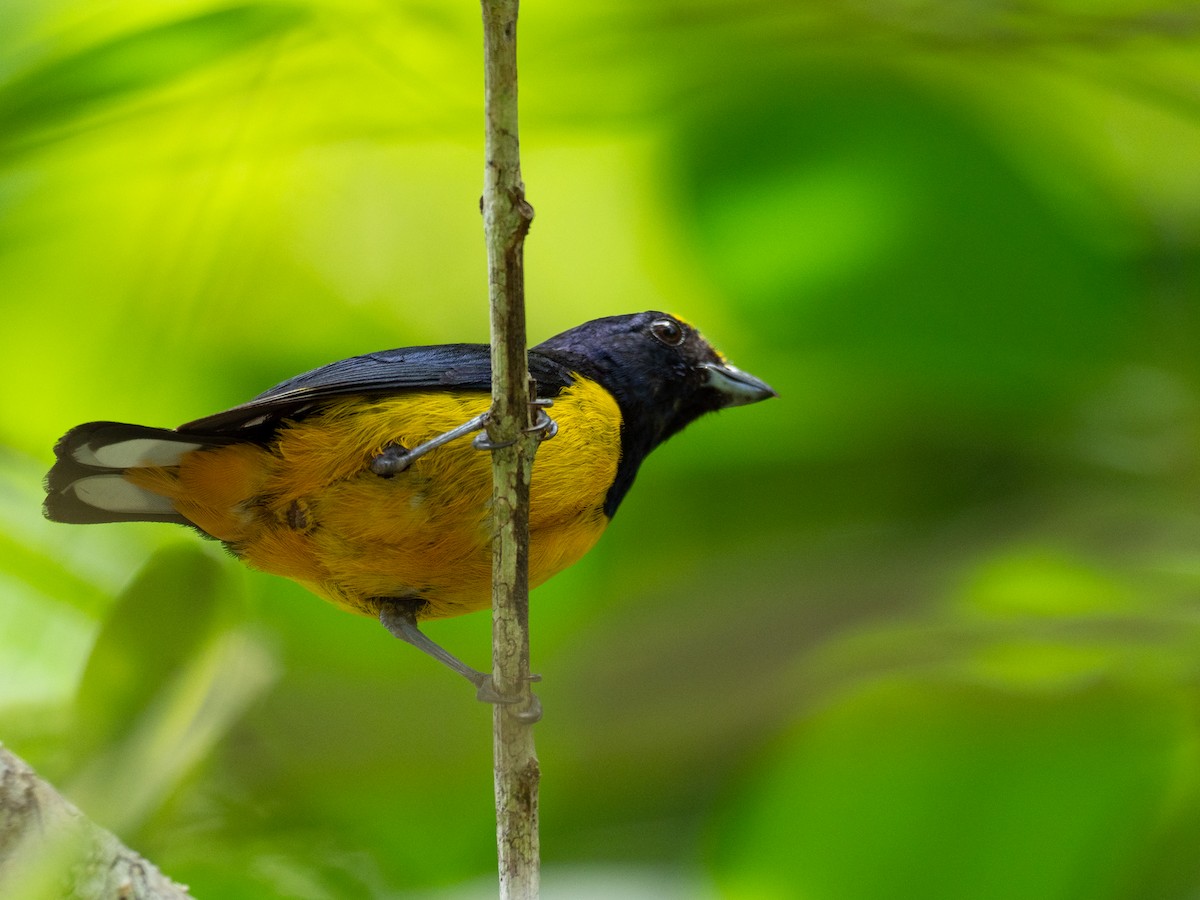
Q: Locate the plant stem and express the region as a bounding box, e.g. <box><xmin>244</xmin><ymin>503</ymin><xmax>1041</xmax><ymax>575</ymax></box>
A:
<box><xmin>480</xmin><ymin>0</ymin><xmax>539</xmax><ymax>898</ymax></box>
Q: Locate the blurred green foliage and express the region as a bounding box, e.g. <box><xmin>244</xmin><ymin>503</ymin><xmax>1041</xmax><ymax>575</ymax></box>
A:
<box><xmin>2</xmin><ymin>1</ymin><xmax>1200</xmax><ymax>897</ymax></box>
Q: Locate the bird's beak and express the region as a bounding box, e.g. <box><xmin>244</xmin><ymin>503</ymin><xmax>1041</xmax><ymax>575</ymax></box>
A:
<box><xmin>701</xmin><ymin>362</ymin><xmax>778</xmax><ymax>407</ymax></box>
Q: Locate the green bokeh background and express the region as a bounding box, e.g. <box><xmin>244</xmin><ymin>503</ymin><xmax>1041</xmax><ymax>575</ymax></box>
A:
<box><xmin>3</xmin><ymin>1</ymin><xmax>1200</xmax><ymax>898</ymax></box>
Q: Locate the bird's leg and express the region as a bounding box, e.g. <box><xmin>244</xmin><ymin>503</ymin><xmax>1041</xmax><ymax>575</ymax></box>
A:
<box><xmin>379</xmin><ymin>600</ymin><xmax>496</xmax><ymax>697</ymax></box>
<box><xmin>370</xmin><ymin>401</ymin><xmax>554</xmax><ymax>474</ymax></box>
<box><xmin>373</xmin><ymin>398</ymin><xmax>554</xmax><ymax>720</ymax></box>
<box><xmin>378</xmin><ymin>600</ymin><xmax>541</xmax><ymax>720</ymax></box>
<box><xmin>369</xmin><ymin>411</ymin><xmax>490</xmax><ymax>476</ymax></box>
<box><xmin>471</xmin><ymin>399</ymin><xmax>557</xmax><ymax>451</ymax></box>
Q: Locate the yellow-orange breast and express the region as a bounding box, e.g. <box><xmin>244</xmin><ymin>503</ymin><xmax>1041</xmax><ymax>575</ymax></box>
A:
<box><xmin>126</xmin><ymin>377</ymin><xmax>622</xmax><ymax>619</ymax></box>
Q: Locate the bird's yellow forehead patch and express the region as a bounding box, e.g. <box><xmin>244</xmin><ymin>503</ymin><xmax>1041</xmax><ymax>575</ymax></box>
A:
<box><xmin>667</xmin><ymin>312</ymin><xmax>726</xmax><ymax>362</ymax></box>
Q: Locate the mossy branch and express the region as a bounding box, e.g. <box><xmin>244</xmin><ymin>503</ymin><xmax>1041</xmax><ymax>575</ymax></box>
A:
<box><xmin>0</xmin><ymin>744</ymin><xmax>192</xmax><ymax>899</ymax></box>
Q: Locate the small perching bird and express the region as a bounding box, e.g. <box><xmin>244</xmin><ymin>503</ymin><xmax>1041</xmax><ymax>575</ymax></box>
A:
<box><xmin>45</xmin><ymin>311</ymin><xmax>776</xmax><ymax>698</ymax></box>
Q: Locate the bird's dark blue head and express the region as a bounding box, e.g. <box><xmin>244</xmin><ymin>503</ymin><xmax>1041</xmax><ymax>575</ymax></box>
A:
<box><xmin>533</xmin><ymin>311</ymin><xmax>776</xmax><ymax>515</ymax></box>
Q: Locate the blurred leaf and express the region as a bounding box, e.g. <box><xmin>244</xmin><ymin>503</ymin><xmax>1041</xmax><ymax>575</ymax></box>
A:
<box><xmin>710</xmin><ymin>679</ymin><xmax>1199</xmax><ymax>900</ymax></box>
<box><xmin>69</xmin><ymin>626</ymin><xmax>279</xmax><ymax>836</ymax></box>
<box><xmin>672</xmin><ymin>68</ymin><xmax>1131</xmax><ymax>423</ymax></box>
<box><xmin>62</xmin><ymin>533</ymin><xmax>278</xmax><ymax>842</ymax></box>
<box><xmin>71</xmin><ymin>542</ymin><xmax>236</xmax><ymax>755</ymax></box>
<box><xmin>960</xmin><ymin>547</ymin><xmax>1138</xmax><ymax>619</ymax></box>
<box><xmin>0</xmin><ymin>3</ymin><xmax>309</xmax><ymax>153</ymax></box>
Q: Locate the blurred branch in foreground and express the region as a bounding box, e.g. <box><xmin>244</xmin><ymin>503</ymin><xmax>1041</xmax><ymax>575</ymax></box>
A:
<box><xmin>0</xmin><ymin>744</ymin><xmax>192</xmax><ymax>900</ymax></box>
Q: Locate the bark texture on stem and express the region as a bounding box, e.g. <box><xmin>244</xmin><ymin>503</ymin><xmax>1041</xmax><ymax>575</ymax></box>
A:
<box><xmin>480</xmin><ymin>1</ymin><xmax>540</xmax><ymax>898</ymax></box>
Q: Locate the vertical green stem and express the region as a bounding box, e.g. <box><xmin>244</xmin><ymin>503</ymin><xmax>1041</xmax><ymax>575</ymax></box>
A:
<box><xmin>480</xmin><ymin>0</ymin><xmax>539</xmax><ymax>897</ymax></box>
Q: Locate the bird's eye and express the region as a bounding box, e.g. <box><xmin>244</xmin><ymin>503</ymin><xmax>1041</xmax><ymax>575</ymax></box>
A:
<box><xmin>650</xmin><ymin>318</ymin><xmax>685</xmax><ymax>346</ymax></box>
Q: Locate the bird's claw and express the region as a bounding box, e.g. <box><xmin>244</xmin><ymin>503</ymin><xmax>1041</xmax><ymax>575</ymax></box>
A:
<box><xmin>471</xmin><ymin>674</ymin><xmax>543</xmax><ymax>723</ymax></box>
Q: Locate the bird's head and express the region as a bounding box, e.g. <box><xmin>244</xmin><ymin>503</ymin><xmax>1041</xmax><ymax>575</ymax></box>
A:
<box><xmin>534</xmin><ymin>311</ymin><xmax>776</xmax><ymax>506</ymax></box>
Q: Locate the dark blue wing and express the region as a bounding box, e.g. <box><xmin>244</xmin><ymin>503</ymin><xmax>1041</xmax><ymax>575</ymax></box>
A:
<box><xmin>180</xmin><ymin>344</ymin><xmax>576</xmax><ymax>433</ymax></box>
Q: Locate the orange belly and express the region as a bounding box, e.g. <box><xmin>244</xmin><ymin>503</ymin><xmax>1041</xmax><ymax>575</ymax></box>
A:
<box><xmin>126</xmin><ymin>378</ymin><xmax>622</xmax><ymax>619</ymax></box>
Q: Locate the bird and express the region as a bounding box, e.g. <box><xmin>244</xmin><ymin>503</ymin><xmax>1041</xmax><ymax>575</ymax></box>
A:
<box><xmin>44</xmin><ymin>311</ymin><xmax>776</xmax><ymax>700</ymax></box>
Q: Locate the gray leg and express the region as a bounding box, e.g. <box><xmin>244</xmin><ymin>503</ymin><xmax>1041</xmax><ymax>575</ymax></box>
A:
<box><xmin>378</xmin><ymin>601</ymin><xmax>539</xmax><ymax>716</ymax></box>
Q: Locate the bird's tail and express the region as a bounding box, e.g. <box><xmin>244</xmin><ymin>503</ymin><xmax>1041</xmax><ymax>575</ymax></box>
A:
<box><xmin>44</xmin><ymin>421</ymin><xmax>225</xmax><ymax>526</ymax></box>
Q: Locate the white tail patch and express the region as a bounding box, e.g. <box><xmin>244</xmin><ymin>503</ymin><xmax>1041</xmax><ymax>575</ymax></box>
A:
<box><xmin>72</xmin><ymin>438</ymin><xmax>203</xmax><ymax>469</ymax></box>
<box><xmin>71</xmin><ymin>475</ymin><xmax>177</xmax><ymax>514</ymax></box>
